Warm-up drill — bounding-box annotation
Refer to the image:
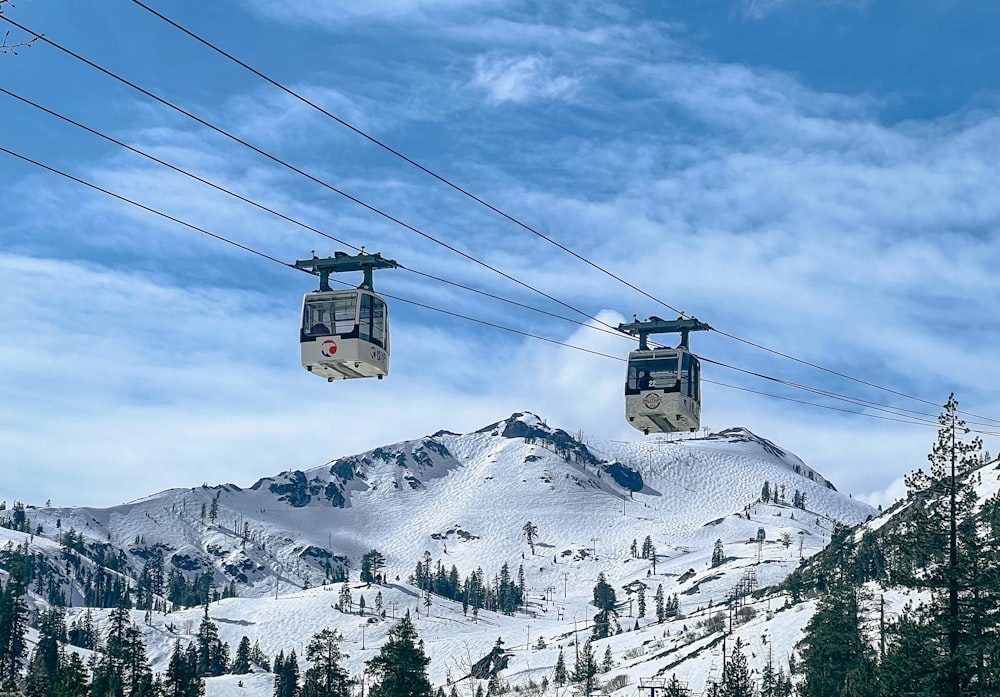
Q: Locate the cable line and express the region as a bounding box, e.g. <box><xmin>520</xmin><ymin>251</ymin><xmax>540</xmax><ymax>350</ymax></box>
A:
<box><xmin>0</xmin><ymin>145</ymin><xmax>292</xmax><ymax>268</ymax></box>
<box><xmin>700</xmin><ymin>380</ymin><xmax>979</xmax><ymax>431</ymax></box>
<box><xmin>0</xmin><ymin>82</ymin><xmax>964</xmax><ymax>425</ymax></box>
<box><xmin>710</xmin><ymin>328</ymin><xmax>1000</xmax><ymax>427</ymax></box>
<box><xmin>121</xmin><ymin>2</ymin><xmax>999</xmax><ymax>425</ymax></box>
<box><xmin>699</xmin><ymin>357</ymin><xmax>979</xmax><ymax>429</ymax></box>
<box><xmin>0</xmin><ymin>85</ymin><xmax>632</xmax><ymax>345</ymax></box>
<box><xmin>5</xmin><ymin>141</ymin><xmax>995</xmax><ymax>436</ymax></box>
<box><xmin>0</xmin><ymin>14</ymin><xmax>626</xmax><ymax>339</ymax></box>
<box><xmin>0</xmin><ymin>144</ymin><xmax>621</xmax><ymax>361</ymax></box>
<box><xmin>127</xmin><ymin>0</ymin><xmax>687</xmax><ymax>318</ymax></box>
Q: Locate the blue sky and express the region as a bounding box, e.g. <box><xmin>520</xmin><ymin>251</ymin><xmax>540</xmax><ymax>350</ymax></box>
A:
<box><xmin>2</xmin><ymin>0</ymin><xmax>998</xmax><ymax>509</ymax></box>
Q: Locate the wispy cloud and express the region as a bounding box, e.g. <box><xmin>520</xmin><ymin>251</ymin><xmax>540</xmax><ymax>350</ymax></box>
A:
<box><xmin>240</xmin><ymin>0</ymin><xmax>500</xmax><ymax>24</ymax></box>
<box><xmin>469</xmin><ymin>53</ymin><xmax>580</xmax><ymax>105</ymax></box>
<box><xmin>3</xmin><ymin>0</ymin><xmax>999</xmax><ymax>509</ymax></box>
<box><xmin>738</xmin><ymin>0</ymin><xmax>871</xmax><ymax>20</ymax></box>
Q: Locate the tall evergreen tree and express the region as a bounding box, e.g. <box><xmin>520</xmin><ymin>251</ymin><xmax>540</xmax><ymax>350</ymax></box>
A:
<box><xmin>553</xmin><ymin>649</ymin><xmax>567</xmax><ymax>686</ymax></box>
<box><xmin>26</xmin><ymin>607</ymin><xmax>65</xmax><ymax>697</ymax></box>
<box><xmin>366</xmin><ymin>612</ymin><xmax>431</xmax><ymax>697</ymax></box>
<box><xmin>601</xmin><ymin>645</ymin><xmax>613</xmax><ymax>673</ymax></box>
<box><xmin>273</xmin><ymin>651</ymin><xmax>299</xmax><ymax>697</ymax></box>
<box><xmin>337</xmin><ymin>583</ymin><xmax>352</xmax><ymax>614</ymax></box>
<box><xmin>232</xmin><ymin>636</ymin><xmax>252</xmax><ymax>674</ymax></box>
<box><xmin>663</xmin><ymin>675</ymin><xmax>691</xmax><ymax>697</ymax></box>
<box><xmin>641</xmin><ymin>536</ymin><xmax>654</xmax><ymax>560</ymax></box>
<box><xmin>882</xmin><ymin>395</ymin><xmax>990</xmax><ymax>697</ymax></box>
<box><xmin>572</xmin><ymin>639</ymin><xmax>597</xmax><ymax>697</ymax></box>
<box><xmin>196</xmin><ymin>610</ymin><xmax>228</xmax><ymax>677</ymax></box>
<box><xmin>164</xmin><ymin>640</ymin><xmax>203</xmax><ymax>697</ymax></box>
<box><xmin>654</xmin><ymin>584</ymin><xmax>665</xmax><ymax>622</ymax></box>
<box><xmin>591</xmin><ymin>573</ymin><xmax>616</xmax><ymax>612</ymax></box>
<box><xmin>720</xmin><ymin>638</ymin><xmax>753</xmax><ymax>697</ymax></box>
<box><xmin>711</xmin><ymin>539</ymin><xmax>725</xmax><ymax>567</ymax></box>
<box><xmin>796</xmin><ymin>582</ymin><xmax>876</xmax><ymax>697</ymax></box>
<box><xmin>54</xmin><ymin>652</ymin><xmax>90</xmax><ymax>697</ymax></box>
<box><xmin>360</xmin><ymin>550</ymin><xmax>386</xmax><ymax>584</ymax></box>
<box><xmin>0</xmin><ymin>577</ymin><xmax>28</xmax><ymax>683</ymax></box>
<box><xmin>301</xmin><ymin>629</ymin><xmax>350</xmax><ymax>697</ymax></box>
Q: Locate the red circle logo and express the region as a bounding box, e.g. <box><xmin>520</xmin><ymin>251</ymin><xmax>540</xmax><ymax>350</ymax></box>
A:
<box><xmin>321</xmin><ymin>340</ymin><xmax>338</xmax><ymax>358</ymax></box>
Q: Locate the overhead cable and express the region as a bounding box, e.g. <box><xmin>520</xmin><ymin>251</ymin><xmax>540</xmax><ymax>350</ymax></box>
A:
<box><xmin>117</xmin><ymin>3</ymin><xmax>1000</xmax><ymax>424</ymax></box>
<box><xmin>0</xmin><ymin>85</ymin><xmax>632</xmax><ymax>345</ymax></box>
<box><xmin>0</xmin><ymin>144</ymin><xmax>623</xmax><ymax>363</ymax></box>
<box><xmin>127</xmin><ymin>0</ymin><xmax>687</xmax><ymax>319</ymax></box>
<box><xmin>0</xmin><ymin>13</ymin><xmax>627</xmax><ymax>340</ymax></box>
<box><xmin>6</xmin><ymin>143</ymin><xmax>995</xmax><ymax>435</ymax></box>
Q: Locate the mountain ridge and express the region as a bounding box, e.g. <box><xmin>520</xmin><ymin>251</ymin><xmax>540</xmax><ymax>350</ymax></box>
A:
<box><xmin>1</xmin><ymin>410</ymin><xmax>876</xmax><ymax>694</ymax></box>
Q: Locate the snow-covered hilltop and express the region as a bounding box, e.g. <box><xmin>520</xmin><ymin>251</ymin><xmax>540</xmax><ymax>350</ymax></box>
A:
<box><xmin>2</xmin><ymin>412</ymin><xmax>876</xmax><ymax>694</ymax></box>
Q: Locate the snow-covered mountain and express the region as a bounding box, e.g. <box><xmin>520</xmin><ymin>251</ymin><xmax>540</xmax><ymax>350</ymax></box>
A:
<box><xmin>1</xmin><ymin>412</ymin><xmax>876</xmax><ymax>694</ymax></box>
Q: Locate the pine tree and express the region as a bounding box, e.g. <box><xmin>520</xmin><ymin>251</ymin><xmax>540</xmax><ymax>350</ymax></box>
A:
<box><xmin>637</xmin><ymin>584</ymin><xmax>647</xmax><ymax>618</ymax></box>
<box><xmin>366</xmin><ymin>612</ymin><xmax>431</xmax><ymax>697</ymax></box>
<box><xmin>164</xmin><ymin>641</ymin><xmax>203</xmax><ymax>697</ymax></box>
<box><xmin>26</xmin><ymin>607</ymin><xmax>65</xmax><ymax>697</ymax></box>
<box><xmin>338</xmin><ymin>583</ymin><xmax>352</xmax><ymax>613</ymax></box>
<box><xmin>273</xmin><ymin>651</ymin><xmax>299</xmax><ymax>697</ymax></box>
<box><xmin>301</xmin><ymin>629</ymin><xmax>350</xmax><ymax>697</ymax></box>
<box><xmin>796</xmin><ymin>582</ymin><xmax>875</xmax><ymax>697</ymax></box>
<box><xmin>883</xmin><ymin>395</ymin><xmax>990</xmax><ymax>697</ymax></box>
<box><xmin>55</xmin><ymin>652</ymin><xmax>90</xmax><ymax>697</ymax></box>
<box><xmin>0</xmin><ymin>577</ymin><xmax>28</xmax><ymax>683</ymax></box>
<box><xmin>572</xmin><ymin>639</ymin><xmax>597</xmax><ymax>697</ymax></box>
<box><xmin>761</xmin><ymin>481</ymin><xmax>771</xmax><ymax>503</ymax></box>
<box><xmin>711</xmin><ymin>539</ymin><xmax>725</xmax><ymax>567</ymax></box>
<box><xmin>720</xmin><ymin>638</ymin><xmax>753</xmax><ymax>697</ymax></box>
<box><xmin>196</xmin><ymin>610</ymin><xmax>228</xmax><ymax>677</ymax></box>
<box><xmin>91</xmin><ymin>607</ymin><xmax>127</xmax><ymax>697</ymax></box>
<box><xmin>360</xmin><ymin>550</ymin><xmax>386</xmax><ymax>584</ymax></box>
<box><xmin>601</xmin><ymin>645</ymin><xmax>613</xmax><ymax>672</ymax></box>
<box><xmin>591</xmin><ymin>610</ymin><xmax>611</xmax><ymax>640</ymax></box>
<box><xmin>759</xmin><ymin>649</ymin><xmax>777</xmax><ymax>697</ymax></box>
<box><xmin>553</xmin><ymin>649</ymin><xmax>567</xmax><ymax>686</ymax></box>
<box><xmin>592</xmin><ymin>573</ymin><xmax>616</xmax><ymax>612</ymax></box>
<box><xmin>486</xmin><ymin>673</ymin><xmax>505</xmax><ymax>697</ymax></box>
<box><xmin>654</xmin><ymin>584</ymin><xmax>665</xmax><ymax>622</ymax></box>
<box><xmin>664</xmin><ymin>675</ymin><xmax>691</xmax><ymax>697</ymax></box>
<box><xmin>232</xmin><ymin>636</ymin><xmax>252</xmax><ymax>674</ymax></box>
<box><xmin>641</xmin><ymin>535</ymin><xmax>654</xmax><ymax>559</ymax></box>
<box><xmin>251</xmin><ymin>641</ymin><xmax>270</xmax><ymax>672</ymax></box>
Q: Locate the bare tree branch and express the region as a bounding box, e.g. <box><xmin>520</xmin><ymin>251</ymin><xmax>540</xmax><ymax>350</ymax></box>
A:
<box><xmin>0</xmin><ymin>0</ymin><xmax>41</xmax><ymax>55</ymax></box>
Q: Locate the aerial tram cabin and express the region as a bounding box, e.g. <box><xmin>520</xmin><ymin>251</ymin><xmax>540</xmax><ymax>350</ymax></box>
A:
<box><xmin>618</xmin><ymin>317</ymin><xmax>711</xmax><ymax>434</ymax></box>
<box><xmin>294</xmin><ymin>251</ymin><xmax>397</xmax><ymax>382</ymax></box>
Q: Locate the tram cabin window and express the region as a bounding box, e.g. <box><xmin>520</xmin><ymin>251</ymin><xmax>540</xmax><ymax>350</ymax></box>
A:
<box><xmin>679</xmin><ymin>352</ymin><xmax>701</xmax><ymax>400</ymax></box>
<box><xmin>358</xmin><ymin>293</ymin><xmax>388</xmax><ymax>348</ymax></box>
<box><xmin>303</xmin><ymin>293</ymin><xmax>359</xmax><ymax>337</ymax></box>
<box><xmin>627</xmin><ymin>355</ymin><xmax>680</xmax><ymax>392</ymax></box>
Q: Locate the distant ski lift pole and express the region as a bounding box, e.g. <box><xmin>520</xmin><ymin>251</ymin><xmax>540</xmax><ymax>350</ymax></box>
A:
<box><xmin>618</xmin><ymin>316</ymin><xmax>712</xmax><ymax>435</ymax></box>
<box><xmin>294</xmin><ymin>251</ymin><xmax>398</xmax><ymax>382</ymax></box>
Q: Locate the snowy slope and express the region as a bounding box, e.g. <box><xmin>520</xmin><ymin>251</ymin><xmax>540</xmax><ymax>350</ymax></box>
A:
<box><xmin>4</xmin><ymin>412</ymin><xmax>876</xmax><ymax>695</ymax></box>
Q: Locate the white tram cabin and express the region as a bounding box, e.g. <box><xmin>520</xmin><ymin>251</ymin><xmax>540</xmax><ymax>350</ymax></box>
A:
<box><xmin>624</xmin><ymin>347</ymin><xmax>701</xmax><ymax>434</ymax></box>
<box><xmin>300</xmin><ymin>289</ymin><xmax>390</xmax><ymax>381</ymax></box>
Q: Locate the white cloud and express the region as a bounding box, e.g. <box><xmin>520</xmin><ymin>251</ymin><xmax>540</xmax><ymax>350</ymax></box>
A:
<box><xmin>4</xmin><ymin>0</ymin><xmax>1000</xmax><ymax>512</ymax></box>
<box><xmin>240</xmin><ymin>0</ymin><xmax>499</xmax><ymax>24</ymax></box>
<box><xmin>470</xmin><ymin>54</ymin><xmax>580</xmax><ymax>105</ymax></box>
<box><xmin>738</xmin><ymin>0</ymin><xmax>871</xmax><ymax>20</ymax></box>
